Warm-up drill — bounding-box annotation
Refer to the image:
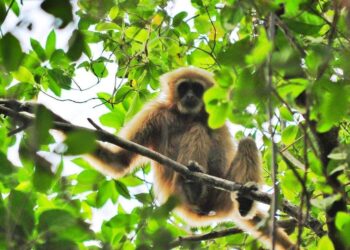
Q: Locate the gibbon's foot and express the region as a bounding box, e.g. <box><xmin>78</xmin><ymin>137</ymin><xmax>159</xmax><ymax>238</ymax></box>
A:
<box><xmin>237</xmin><ymin>182</ymin><xmax>259</xmax><ymax>217</ymax></box>
<box><xmin>183</xmin><ymin>160</ymin><xmax>207</xmax><ymax>205</ymax></box>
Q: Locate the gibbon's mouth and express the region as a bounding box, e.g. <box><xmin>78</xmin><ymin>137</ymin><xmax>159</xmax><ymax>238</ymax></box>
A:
<box><xmin>178</xmin><ymin>102</ymin><xmax>203</xmax><ymax>114</ymax></box>
<box><xmin>184</xmin><ymin>98</ymin><xmax>199</xmax><ymax>107</ymax></box>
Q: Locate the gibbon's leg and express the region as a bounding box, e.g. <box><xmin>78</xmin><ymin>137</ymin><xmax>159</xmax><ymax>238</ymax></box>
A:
<box><xmin>228</xmin><ymin>137</ymin><xmax>263</xmax><ymax>217</ymax></box>
<box><xmin>176</xmin><ymin>124</ymin><xmax>211</xmax><ymax>209</ymax></box>
<box><xmin>228</xmin><ymin>139</ymin><xmax>296</xmax><ymax>250</ymax></box>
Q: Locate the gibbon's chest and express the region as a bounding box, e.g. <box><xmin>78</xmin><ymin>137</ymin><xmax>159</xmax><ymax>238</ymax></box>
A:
<box><xmin>157</xmin><ymin>122</ymin><xmax>220</xmax><ymax>163</ymax></box>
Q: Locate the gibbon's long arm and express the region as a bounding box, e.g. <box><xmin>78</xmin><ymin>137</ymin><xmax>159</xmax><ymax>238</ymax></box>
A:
<box><xmin>86</xmin><ymin>102</ymin><xmax>171</xmax><ymax>178</ymax></box>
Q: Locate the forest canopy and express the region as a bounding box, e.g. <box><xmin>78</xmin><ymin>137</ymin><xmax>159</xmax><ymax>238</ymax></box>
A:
<box><xmin>0</xmin><ymin>0</ymin><xmax>349</xmax><ymax>249</ymax></box>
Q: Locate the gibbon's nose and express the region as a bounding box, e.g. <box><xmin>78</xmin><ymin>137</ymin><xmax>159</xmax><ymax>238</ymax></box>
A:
<box><xmin>184</xmin><ymin>94</ymin><xmax>197</xmax><ymax>106</ymax></box>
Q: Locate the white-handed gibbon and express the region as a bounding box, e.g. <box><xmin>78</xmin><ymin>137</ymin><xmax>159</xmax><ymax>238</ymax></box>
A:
<box><xmin>86</xmin><ymin>67</ymin><xmax>295</xmax><ymax>249</ymax></box>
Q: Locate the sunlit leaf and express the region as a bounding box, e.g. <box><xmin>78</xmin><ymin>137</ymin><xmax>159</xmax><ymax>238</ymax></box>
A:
<box><xmin>45</xmin><ymin>30</ymin><xmax>56</xmax><ymax>57</ymax></box>
<box><xmin>317</xmin><ymin>236</ymin><xmax>334</xmax><ymax>250</ymax></box>
<box><xmin>30</xmin><ymin>38</ymin><xmax>46</xmax><ymax>61</ymax></box>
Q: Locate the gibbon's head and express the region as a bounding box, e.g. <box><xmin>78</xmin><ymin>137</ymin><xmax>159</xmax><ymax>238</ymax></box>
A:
<box><xmin>160</xmin><ymin>67</ymin><xmax>215</xmax><ymax>114</ymax></box>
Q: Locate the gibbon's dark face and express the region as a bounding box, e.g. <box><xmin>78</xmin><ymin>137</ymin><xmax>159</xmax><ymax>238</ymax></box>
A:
<box><xmin>176</xmin><ymin>80</ymin><xmax>205</xmax><ymax>114</ymax></box>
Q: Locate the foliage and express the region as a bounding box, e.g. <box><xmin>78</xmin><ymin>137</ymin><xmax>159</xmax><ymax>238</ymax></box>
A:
<box><xmin>0</xmin><ymin>0</ymin><xmax>349</xmax><ymax>249</ymax></box>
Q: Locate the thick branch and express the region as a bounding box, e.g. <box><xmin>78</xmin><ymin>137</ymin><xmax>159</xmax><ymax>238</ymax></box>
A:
<box><xmin>0</xmin><ymin>101</ymin><xmax>325</xmax><ymax>237</ymax></box>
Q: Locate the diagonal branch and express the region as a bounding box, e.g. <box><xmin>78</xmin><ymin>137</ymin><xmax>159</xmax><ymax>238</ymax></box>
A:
<box><xmin>0</xmin><ymin>100</ymin><xmax>325</xmax><ymax>237</ymax></box>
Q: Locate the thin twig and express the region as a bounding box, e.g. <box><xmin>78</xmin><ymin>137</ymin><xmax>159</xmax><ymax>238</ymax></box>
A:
<box><xmin>87</xmin><ymin>118</ymin><xmax>102</xmax><ymax>130</ymax></box>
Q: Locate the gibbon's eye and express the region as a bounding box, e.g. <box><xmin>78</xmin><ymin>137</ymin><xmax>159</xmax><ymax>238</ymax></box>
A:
<box><xmin>178</xmin><ymin>81</ymin><xmax>191</xmax><ymax>97</ymax></box>
<box><xmin>192</xmin><ymin>82</ymin><xmax>204</xmax><ymax>97</ymax></box>
<box><xmin>178</xmin><ymin>81</ymin><xmax>205</xmax><ymax>98</ymax></box>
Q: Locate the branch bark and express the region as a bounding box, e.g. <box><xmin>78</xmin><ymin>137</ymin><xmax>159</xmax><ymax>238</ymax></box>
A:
<box><xmin>0</xmin><ymin>100</ymin><xmax>326</xmax><ymax>237</ymax></box>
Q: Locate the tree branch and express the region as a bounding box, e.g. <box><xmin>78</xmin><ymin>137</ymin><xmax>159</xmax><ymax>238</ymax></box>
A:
<box><xmin>0</xmin><ymin>100</ymin><xmax>325</xmax><ymax>237</ymax></box>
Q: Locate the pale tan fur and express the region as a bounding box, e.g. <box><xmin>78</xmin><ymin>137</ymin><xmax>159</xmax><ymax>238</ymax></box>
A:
<box><xmin>86</xmin><ymin>67</ymin><xmax>295</xmax><ymax>250</ymax></box>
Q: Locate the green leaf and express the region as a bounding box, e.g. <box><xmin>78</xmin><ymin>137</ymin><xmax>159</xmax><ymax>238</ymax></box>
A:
<box><xmin>38</xmin><ymin>209</ymin><xmax>92</xmax><ymax>241</ymax></box>
<box><xmin>45</xmin><ymin>30</ymin><xmax>56</xmax><ymax>57</ymax></box>
<box><xmin>317</xmin><ymin>84</ymin><xmax>349</xmax><ymax>132</ymax></box>
<box><xmin>30</xmin><ymin>38</ymin><xmax>46</xmax><ymax>61</ymax></box>
<box><xmin>115</xmin><ymin>180</ymin><xmax>131</xmax><ymax>199</ymax></box>
<box><xmin>5</xmin><ymin>82</ymin><xmax>37</xmax><ymax>99</ymax></box>
<box><xmin>305</xmin><ymin>46</ymin><xmax>329</xmax><ymax>77</ymax></box>
<box><xmin>92</xmin><ymin>61</ymin><xmax>108</xmax><ymax>78</ymax></box>
<box><xmin>308</xmin><ymin>151</ymin><xmax>323</xmax><ymax>176</ymax></box>
<box><xmin>0</xmin><ymin>1</ymin><xmax>6</xmax><ymax>24</ymax></box>
<box><xmin>204</xmin><ymin>86</ymin><xmax>230</xmax><ymax>128</ymax></box>
<box><xmin>188</xmin><ymin>47</ymin><xmax>215</xmax><ymax>67</ymax></box>
<box><xmin>208</xmin><ymin>102</ymin><xmax>229</xmax><ymax>129</ymax></box>
<box><xmin>97</xmin><ymin>92</ymin><xmax>113</xmax><ymax>110</ymax></box>
<box><xmin>335</xmin><ymin>212</ymin><xmax>350</xmax><ymax>247</ymax></box>
<box><xmin>281</xmin><ymin>125</ymin><xmax>298</xmax><ymax>145</ymax></box>
<box><xmin>96</xmin><ymin>180</ymin><xmax>118</xmax><ymax>207</ymax></box>
<box><xmin>219</xmin><ymin>37</ymin><xmax>250</xmax><ymax>67</ymax></box>
<box><xmin>281</xmin><ymin>169</ymin><xmax>302</xmax><ymax>201</ymax></box>
<box><xmin>0</xmin><ymin>152</ymin><xmax>16</xmax><ymax>175</ymax></box>
<box><xmin>335</xmin><ymin>212</ymin><xmax>350</xmax><ymax>230</ymax></box>
<box><xmin>67</xmin><ymin>30</ymin><xmax>85</xmax><ymax>61</ymax></box>
<box><xmin>135</xmin><ymin>193</ymin><xmax>153</xmax><ymax>204</ymax></box>
<box><xmin>100</xmin><ymin>111</ymin><xmax>125</xmax><ymax>130</ymax></box>
<box><xmin>214</xmin><ymin>67</ymin><xmax>234</xmax><ymax>88</ymax></box>
<box><xmin>0</xmin><ymin>33</ymin><xmax>24</xmax><ymax>71</ymax></box>
<box><xmin>220</xmin><ymin>5</ymin><xmax>244</xmax><ymax>30</ymax></box>
<box><xmin>71</xmin><ymin>157</ymin><xmax>93</xmax><ymax>169</ymax></box>
<box><xmin>77</xmin><ymin>169</ymin><xmax>104</xmax><ymax>184</ymax></box>
<box><xmin>246</xmin><ymin>27</ymin><xmax>272</xmax><ymax>65</ymax></box>
<box><xmin>125</xmin><ymin>27</ymin><xmax>149</xmax><ymax>42</ymax></box>
<box><xmin>279</xmin><ymin>106</ymin><xmax>294</xmax><ymax>121</ymax></box>
<box><xmin>50</xmin><ymin>49</ymin><xmax>70</xmax><ymax>69</ymax></box>
<box><xmin>34</xmin><ymin>105</ymin><xmax>53</xmax><ymax>146</ymax></box>
<box><xmin>33</xmin><ymin>159</ymin><xmax>54</xmax><ymax>192</ymax></box>
<box><xmin>109</xmin><ymin>6</ymin><xmax>119</xmax><ymax>20</ymax></box>
<box><xmin>317</xmin><ymin>236</ymin><xmax>334</xmax><ymax>250</ymax></box>
<box><xmin>173</xmin><ymin>11</ymin><xmax>187</xmax><ymax>27</ymax></box>
<box><xmin>8</xmin><ymin>190</ymin><xmax>35</xmax><ymax>236</ymax></box>
<box><xmin>285</xmin><ymin>20</ymin><xmax>322</xmax><ymax>35</ymax></box>
<box><xmin>194</xmin><ymin>14</ymin><xmax>211</xmax><ymax>34</ymax></box>
<box><xmin>328</xmin><ymin>152</ymin><xmax>347</xmax><ymax>161</ymax></box>
<box><xmin>277</xmin><ymin>78</ymin><xmax>308</xmax><ymax>99</ymax></box>
<box><xmin>96</xmin><ymin>22</ymin><xmax>120</xmax><ymax>31</ymax></box>
<box><xmin>63</xmin><ymin>130</ymin><xmax>97</xmax><ymax>155</ymax></box>
<box><xmin>48</xmin><ymin>68</ymin><xmax>72</xmax><ymax>90</ymax></box>
<box><xmin>40</xmin><ymin>0</ymin><xmax>73</xmax><ymax>28</ymax></box>
<box><xmin>114</xmin><ymin>85</ymin><xmax>133</xmax><ymax>103</ymax></box>
<box><xmin>120</xmin><ymin>175</ymin><xmax>143</xmax><ymax>187</ymax></box>
<box><xmin>12</xmin><ymin>66</ymin><xmax>35</xmax><ymax>84</ymax></box>
<box><xmin>124</xmin><ymin>92</ymin><xmax>144</xmax><ymax>122</ymax></box>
